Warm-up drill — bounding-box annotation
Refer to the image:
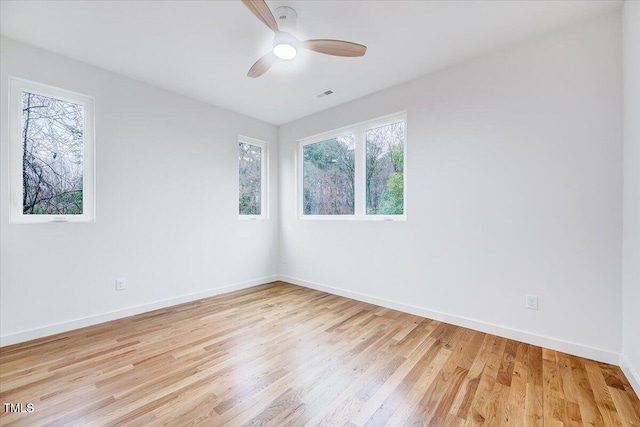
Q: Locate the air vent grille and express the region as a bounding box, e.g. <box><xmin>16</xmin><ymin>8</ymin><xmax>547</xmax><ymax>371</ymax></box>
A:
<box><xmin>315</xmin><ymin>89</ymin><xmax>334</xmax><ymax>99</ymax></box>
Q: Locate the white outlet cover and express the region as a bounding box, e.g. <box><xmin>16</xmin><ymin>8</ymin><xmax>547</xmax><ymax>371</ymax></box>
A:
<box><xmin>526</xmin><ymin>294</ymin><xmax>538</xmax><ymax>310</ymax></box>
<box><xmin>115</xmin><ymin>278</ymin><xmax>126</xmax><ymax>291</ymax></box>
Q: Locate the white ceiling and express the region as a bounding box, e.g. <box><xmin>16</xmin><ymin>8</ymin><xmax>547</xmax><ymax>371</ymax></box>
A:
<box><xmin>0</xmin><ymin>0</ymin><xmax>622</xmax><ymax>125</ymax></box>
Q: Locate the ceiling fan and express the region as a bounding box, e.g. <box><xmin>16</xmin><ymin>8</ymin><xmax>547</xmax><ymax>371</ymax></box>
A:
<box><xmin>241</xmin><ymin>0</ymin><xmax>367</xmax><ymax>78</ymax></box>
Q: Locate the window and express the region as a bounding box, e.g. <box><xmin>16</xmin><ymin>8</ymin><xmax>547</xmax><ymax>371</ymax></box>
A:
<box><xmin>9</xmin><ymin>77</ymin><xmax>95</xmax><ymax>223</ymax></box>
<box><xmin>238</xmin><ymin>136</ymin><xmax>267</xmax><ymax>218</ymax></box>
<box><xmin>303</xmin><ymin>135</ymin><xmax>355</xmax><ymax>215</ymax></box>
<box><xmin>366</xmin><ymin>121</ymin><xmax>405</xmax><ymax>215</ymax></box>
<box><xmin>298</xmin><ymin>112</ymin><xmax>406</xmax><ymax>220</ymax></box>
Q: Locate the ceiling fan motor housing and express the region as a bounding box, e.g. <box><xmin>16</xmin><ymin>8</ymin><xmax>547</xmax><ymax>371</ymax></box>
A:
<box><xmin>274</xmin><ymin>6</ymin><xmax>297</xmax><ymax>33</ymax></box>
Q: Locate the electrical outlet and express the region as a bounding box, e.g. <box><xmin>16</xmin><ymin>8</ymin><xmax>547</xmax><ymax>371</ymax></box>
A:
<box><xmin>115</xmin><ymin>278</ymin><xmax>126</xmax><ymax>291</ymax></box>
<box><xmin>526</xmin><ymin>294</ymin><xmax>538</xmax><ymax>310</ymax></box>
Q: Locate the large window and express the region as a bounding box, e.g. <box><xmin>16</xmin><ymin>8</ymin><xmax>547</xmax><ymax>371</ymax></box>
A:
<box><xmin>238</xmin><ymin>136</ymin><xmax>267</xmax><ymax>218</ymax></box>
<box><xmin>298</xmin><ymin>112</ymin><xmax>406</xmax><ymax>220</ymax></box>
<box><xmin>9</xmin><ymin>77</ymin><xmax>95</xmax><ymax>223</ymax></box>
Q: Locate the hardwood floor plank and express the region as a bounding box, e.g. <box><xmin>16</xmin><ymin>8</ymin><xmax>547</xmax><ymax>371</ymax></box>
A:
<box><xmin>585</xmin><ymin>360</ymin><xmax>625</xmax><ymax>426</ymax></box>
<box><xmin>272</xmin><ymin>324</ymin><xmax>402</xmax><ymax>425</ymax></box>
<box><xmin>572</xmin><ymin>356</ymin><xmax>608</xmax><ymax>427</ymax></box>
<box><xmin>407</xmin><ymin>329</ymin><xmax>483</xmax><ymax>425</ymax></box>
<box><xmin>525</xmin><ymin>344</ymin><xmax>544</xmax><ymax>427</ymax></box>
<box><xmin>609</xmin><ymin>386</ymin><xmax>640</xmax><ymax>427</ymax></box>
<box><xmin>348</xmin><ymin>336</ymin><xmax>441</xmax><ymax>426</ymax></box>
<box><xmin>543</xmin><ymin>348</ymin><xmax>568</xmax><ymax>425</ymax></box>
<box><xmin>504</xmin><ymin>342</ymin><xmax>528</xmax><ymax>426</ymax></box>
<box><xmin>382</xmin><ymin>347</ymin><xmax>452</xmax><ymax>426</ymax></box>
<box><xmin>1</xmin><ymin>281</ymin><xmax>638</xmax><ymax>426</ymax></box>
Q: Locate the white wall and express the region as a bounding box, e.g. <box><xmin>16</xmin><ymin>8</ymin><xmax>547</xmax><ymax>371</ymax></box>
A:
<box><xmin>279</xmin><ymin>13</ymin><xmax>623</xmax><ymax>363</ymax></box>
<box><xmin>622</xmin><ymin>0</ymin><xmax>640</xmax><ymax>392</ymax></box>
<box><xmin>0</xmin><ymin>37</ymin><xmax>279</xmax><ymax>345</ymax></box>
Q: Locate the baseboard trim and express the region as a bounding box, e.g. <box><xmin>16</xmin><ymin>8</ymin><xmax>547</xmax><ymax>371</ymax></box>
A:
<box><xmin>0</xmin><ymin>276</ymin><xmax>278</xmax><ymax>347</ymax></box>
<box><xmin>620</xmin><ymin>354</ymin><xmax>640</xmax><ymax>396</ymax></box>
<box><xmin>280</xmin><ymin>275</ymin><xmax>620</xmax><ymax>365</ymax></box>
<box><xmin>2</xmin><ymin>275</ymin><xmax>624</xmax><ymax>369</ymax></box>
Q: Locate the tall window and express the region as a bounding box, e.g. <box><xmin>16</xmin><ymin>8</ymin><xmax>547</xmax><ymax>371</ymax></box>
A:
<box><xmin>9</xmin><ymin>78</ymin><xmax>95</xmax><ymax>223</ymax></box>
<box><xmin>303</xmin><ymin>135</ymin><xmax>355</xmax><ymax>215</ymax></box>
<box><xmin>366</xmin><ymin>121</ymin><xmax>405</xmax><ymax>215</ymax></box>
<box><xmin>298</xmin><ymin>112</ymin><xmax>406</xmax><ymax>220</ymax></box>
<box><xmin>238</xmin><ymin>136</ymin><xmax>267</xmax><ymax>218</ymax></box>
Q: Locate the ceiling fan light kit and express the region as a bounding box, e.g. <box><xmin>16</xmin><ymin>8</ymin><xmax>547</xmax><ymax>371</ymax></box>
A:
<box><xmin>273</xmin><ymin>42</ymin><xmax>297</xmax><ymax>60</ymax></box>
<box><xmin>273</xmin><ymin>32</ymin><xmax>298</xmax><ymax>60</ymax></box>
<box><xmin>242</xmin><ymin>0</ymin><xmax>367</xmax><ymax>78</ymax></box>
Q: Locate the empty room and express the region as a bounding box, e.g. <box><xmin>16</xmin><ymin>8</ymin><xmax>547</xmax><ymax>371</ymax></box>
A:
<box><xmin>1</xmin><ymin>0</ymin><xmax>639</xmax><ymax>425</ymax></box>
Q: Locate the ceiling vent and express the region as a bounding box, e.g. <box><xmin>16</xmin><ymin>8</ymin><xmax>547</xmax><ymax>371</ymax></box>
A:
<box><xmin>315</xmin><ymin>89</ymin><xmax>334</xmax><ymax>99</ymax></box>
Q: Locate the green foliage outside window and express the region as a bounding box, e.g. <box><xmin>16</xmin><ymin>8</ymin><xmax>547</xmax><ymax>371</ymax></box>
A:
<box><xmin>366</xmin><ymin>122</ymin><xmax>404</xmax><ymax>215</ymax></box>
<box><xmin>300</xmin><ymin>117</ymin><xmax>405</xmax><ymax>218</ymax></box>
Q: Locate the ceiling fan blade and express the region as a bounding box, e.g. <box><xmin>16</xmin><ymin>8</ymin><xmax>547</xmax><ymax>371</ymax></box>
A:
<box><xmin>241</xmin><ymin>0</ymin><xmax>279</xmax><ymax>33</ymax></box>
<box><xmin>248</xmin><ymin>52</ymin><xmax>277</xmax><ymax>78</ymax></box>
<box><xmin>302</xmin><ymin>39</ymin><xmax>367</xmax><ymax>57</ymax></box>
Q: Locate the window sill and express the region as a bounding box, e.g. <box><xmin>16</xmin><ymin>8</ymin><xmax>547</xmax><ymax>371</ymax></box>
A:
<box><xmin>239</xmin><ymin>215</ymin><xmax>266</xmax><ymax>221</ymax></box>
<box><xmin>10</xmin><ymin>216</ymin><xmax>95</xmax><ymax>224</ymax></box>
<box><xmin>298</xmin><ymin>215</ymin><xmax>406</xmax><ymax>221</ymax></box>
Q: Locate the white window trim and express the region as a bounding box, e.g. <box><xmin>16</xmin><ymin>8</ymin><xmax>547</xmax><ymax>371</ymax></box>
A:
<box><xmin>297</xmin><ymin>111</ymin><xmax>407</xmax><ymax>221</ymax></box>
<box><xmin>238</xmin><ymin>135</ymin><xmax>268</xmax><ymax>220</ymax></box>
<box><xmin>8</xmin><ymin>77</ymin><xmax>96</xmax><ymax>224</ymax></box>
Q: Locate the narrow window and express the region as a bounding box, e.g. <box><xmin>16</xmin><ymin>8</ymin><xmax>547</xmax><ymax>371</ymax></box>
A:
<box><xmin>238</xmin><ymin>136</ymin><xmax>267</xmax><ymax>218</ymax></box>
<box><xmin>302</xmin><ymin>135</ymin><xmax>355</xmax><ymax>215</ymax></box>
<box><xmin>366</xmin><ymin>121</ymin><xmax>405</xmax><ymax>215</ymax></box>
<box><xmin>9</xmin><ymin>78</ymin><xmax>95</xmax><ymax>223</ymax></box>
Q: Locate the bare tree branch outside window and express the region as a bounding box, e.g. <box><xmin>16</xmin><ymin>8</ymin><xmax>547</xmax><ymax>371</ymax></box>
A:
<box><xmin>303</xmin><ymin>136</ymin><xmax>355</xmax><ymax>215</ymax></box>
<box><xmin>366</xmin><ymin>122</ymin><xmax>404</xmax><ymax>215</ymax></box>
<box><xmin>22</xmin><ymin>92</ymin><xmax>84</xmax><ymax>215</ymax></box>
<box><xmin>239</xmin><ymin>142</ymin><xmax>262</xmax><ymax>215</ymax></box>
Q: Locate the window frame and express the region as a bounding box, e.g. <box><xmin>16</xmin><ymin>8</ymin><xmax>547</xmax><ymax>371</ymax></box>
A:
<box><xmin>299</xmin><ymin>129</ymin><xmax>357</xmax><ymax>219</ymax></box>
<box><xmin>297</xmin><ymin>112</ymin><xmax>407</xmax><ymax>221</ymax></box>
<box><xmin>8</xmin><ymin>77</ymin><xmax>96</xmax><ymax>224</ymax></box>
<box><xmin>238</xmin><ymin>135</ymin><xmax>268</xmax><ymax>220</ymax></box>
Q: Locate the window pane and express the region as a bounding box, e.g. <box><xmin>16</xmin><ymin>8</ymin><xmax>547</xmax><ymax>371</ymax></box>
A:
<box><xmin>303</xmin><ymin>136</ymin><xmax>355</xmax><ymax>215</ymax></box>
<box><xmin>22</xmin><ymin>91</ymin><xmax>84</xmax><ymax>215</ymax></box>
<box><xmin>239</xmin><ymin>142</ymin><xmax>262</xmax><ymax>215</ymax></box>
<box><xmin>366</xmin><ymin>121</ymin><xmax>404</xmax><ymax>215</ymax></box>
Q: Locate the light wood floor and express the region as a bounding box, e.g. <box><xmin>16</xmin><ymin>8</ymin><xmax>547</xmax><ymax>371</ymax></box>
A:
<box><xmin>1</xmin><ymin>282</ymin><xmax>639</xmax><ymax>426</ymax></box>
